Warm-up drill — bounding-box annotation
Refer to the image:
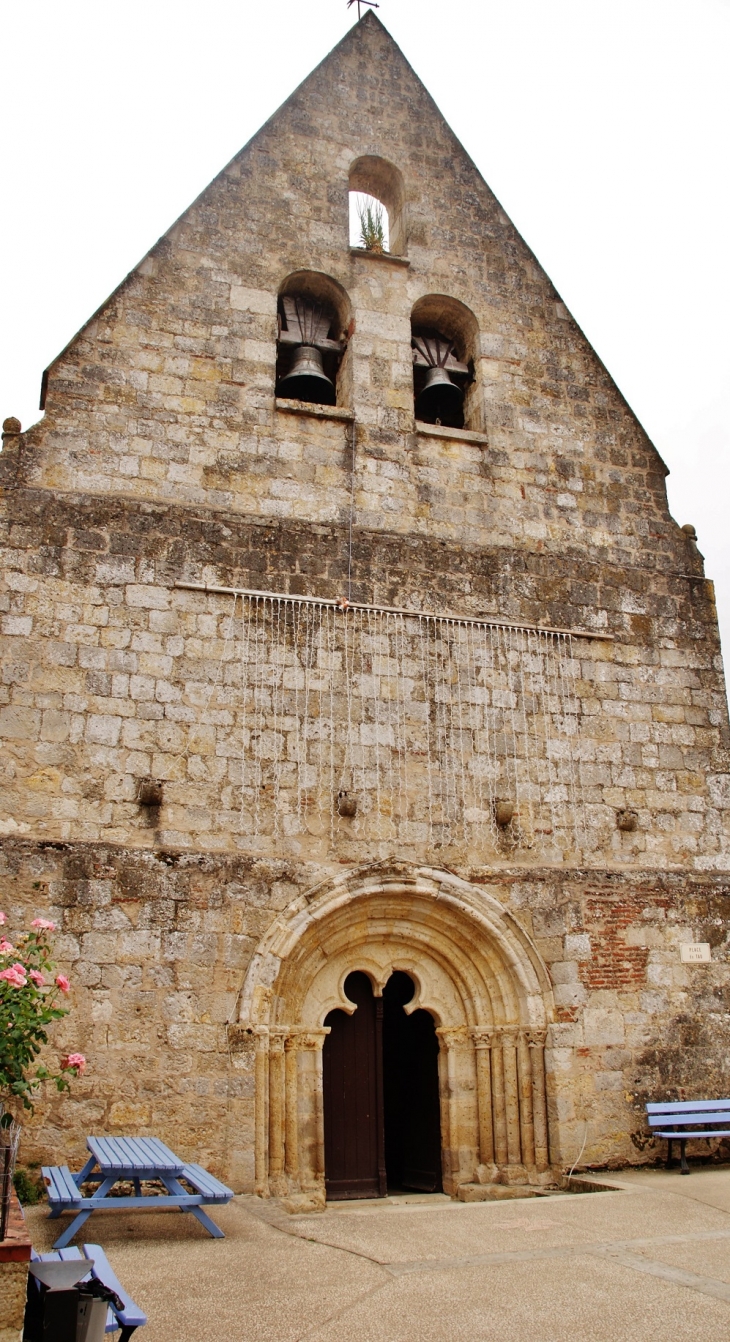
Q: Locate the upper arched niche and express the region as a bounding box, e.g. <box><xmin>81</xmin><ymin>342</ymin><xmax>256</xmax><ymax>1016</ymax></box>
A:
<box><xmin>275</xmin><ymin>271</ymin><xmax>352</xmax><ymax>407</ymax></box>
<box><xmin>411</xmin><ymin>294</ymin><xmax>480</xmax><ymax>430</ymax></box>
<box><xmin>349</xmin><ymin>156</ymin><xmax>407</xmax><ymax>256</ymax></box>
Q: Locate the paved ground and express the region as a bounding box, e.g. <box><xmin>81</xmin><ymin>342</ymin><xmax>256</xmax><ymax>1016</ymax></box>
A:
<box><xmin>24</xmin><ymin>1167</ymin><xmax>730</xmax><ymax>1340</ymax></box>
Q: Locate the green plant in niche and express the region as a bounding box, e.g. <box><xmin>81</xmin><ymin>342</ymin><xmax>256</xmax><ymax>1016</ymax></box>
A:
<box><xmin>13</xmin><ymin>1164</ymin><xmax>44</xmax><ymax>1205</ymax></box>
<box><xmin>357</xmin><ymin>198</ymin><xmax>386</xmax><ymax>253</ymax></box>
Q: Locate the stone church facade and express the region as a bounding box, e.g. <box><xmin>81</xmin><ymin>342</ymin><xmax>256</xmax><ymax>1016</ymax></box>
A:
<box><xmin>1</xmin><ymin>14</ymin><xmax>729</xmax><ymax>1199</ymax></box>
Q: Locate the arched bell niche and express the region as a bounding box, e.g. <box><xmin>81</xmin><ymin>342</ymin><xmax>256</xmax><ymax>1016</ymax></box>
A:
<box><xmin>275</xmin><ymin>270</ymin><xmax>352</xmax><ymax>407</ymax></box>
<box><xmin>348</xmin><ymin>155</ymin><xmax>407</xmax><ymax>256</ymax></box>
<box><xmin>411</xmin><ymin>293</ymin><xmax>479</xmax><ymax>430</ymax></box>
<box><xmin>235</xmin><ymin>864</ymin><xmax>556</xmax><ymax>1201</ymax></box>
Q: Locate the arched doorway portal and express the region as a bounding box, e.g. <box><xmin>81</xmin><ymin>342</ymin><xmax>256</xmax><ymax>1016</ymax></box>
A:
<box><xmin>235</xmin><ymin>863</ymin><xmax>556</xmax><ymax>1200</ymax></box>
<box><xmin>322</xmin><ymin>970</ymin><xmax>442</xmax><ymax>1199</ymax></box>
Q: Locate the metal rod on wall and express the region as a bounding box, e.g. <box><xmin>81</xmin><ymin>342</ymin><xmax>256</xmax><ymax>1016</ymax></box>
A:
<box><xmin>173</xmin><ymin>581</ymin><xmax>613</xmax><ymax>641</ymax></box>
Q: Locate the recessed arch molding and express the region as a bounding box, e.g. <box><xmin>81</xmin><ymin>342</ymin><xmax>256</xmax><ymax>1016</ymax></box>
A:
<box><xmin>232</xmin><ymin>861</ymin><xmax>557</xmax><ymax>1199</ymax></box>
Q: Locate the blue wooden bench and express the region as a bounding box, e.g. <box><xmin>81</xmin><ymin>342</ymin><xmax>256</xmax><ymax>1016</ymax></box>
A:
<box><xmin>30</xmin><ymin>1243</ymin><xmax>146</xmax><ymax>1340</ymax></box>
<box><xmin>646</xmin><ymin>1099</ymin><xmax>730</xmax><ymax>1173</ymax></box>
<box><xmin>43</xmin><ymin>1135</ymin><xmax>234</xmax><ymax>1248</ymax></box>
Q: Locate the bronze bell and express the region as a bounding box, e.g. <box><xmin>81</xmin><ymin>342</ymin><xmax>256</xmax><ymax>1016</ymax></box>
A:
<box><xmin>280</xmin><ymin>345</ymin><xmax>336</xmax><ymax>406</ymax></box>
<box><xmin>415</xmin><ymin>365</ymin><xmax>464</xmax><ymax>427</ymax></box>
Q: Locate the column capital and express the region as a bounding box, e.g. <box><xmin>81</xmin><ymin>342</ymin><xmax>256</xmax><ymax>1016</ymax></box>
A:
<box><xmin>298</xmin><ymin>1028</ymin><xmax>331</xmax><ymax>1051</ymax></box>
<box><xmin>469</xmin><ymin>1027</ymin><xmax>496</xmax><ymax>1048</ymax></box>
<box><xmin>436</xmin><ymin>1026</ymin><xmax>469</xmax><ymax>1048</ymax></box>
<box><xmin>525</xmin><ymin>1029</ymin><xmax>547</xmax><ymax>1048</ymax></box>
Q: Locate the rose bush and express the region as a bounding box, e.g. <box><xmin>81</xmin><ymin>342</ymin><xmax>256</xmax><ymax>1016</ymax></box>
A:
<box><xmin>0</xmin><ymin>912</ymin><xmax>85</xmax><ymax>1112</ymax></box>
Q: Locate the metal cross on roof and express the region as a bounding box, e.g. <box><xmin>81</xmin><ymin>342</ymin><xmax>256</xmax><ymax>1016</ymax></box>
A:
<box><xmin>347</xmin><ymin>0</ymin><xmax>379</xmax><ymax>17</ymax></box>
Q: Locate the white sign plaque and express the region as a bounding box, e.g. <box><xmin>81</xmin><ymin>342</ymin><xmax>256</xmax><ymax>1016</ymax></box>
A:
<box><xmin>680</xmin><ymin>943</ymin><xmax>711</xmax><ymax>963</ymax></box>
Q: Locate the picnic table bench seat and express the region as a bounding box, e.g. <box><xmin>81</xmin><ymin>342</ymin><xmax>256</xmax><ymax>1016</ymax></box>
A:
<box><xmin>180</xmin><ymin>1163</ymin><xmax>233</xmax><ymax>1200</ymax></box>
<box><xmin>29</xmin><ymin>1243</ymin><xmax>146</xmax><ymax>1341</ymax></box>
<box><xmin>645</xmin><ymin>1099</ymin><xmax>730</xmax><ymax>1173</ymax></box>
<box><xmin>41</xmin><ymin>1164</ymin><xmax>83</xmax><ymax>1207</ymax></box>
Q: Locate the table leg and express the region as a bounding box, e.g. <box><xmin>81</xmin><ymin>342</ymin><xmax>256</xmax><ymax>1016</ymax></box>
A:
<box><xmin>160</xmin><ymin>1176</ymin><xmax>225</xmax><ymax>1239</ymax></box>
<box><xmin>73</xmin><ymin>1155</ymin><xmax>97</xmax><ymax>1189</ymax></box>
<box><xmin>181</xmin><ymin>1204</ymin><xmax>225</xmax><ymax>1237</ymax></box>
<box><xmin>52</xmin><ymin>1175</ymin><xmax>117</xmax><ymax>1250</ymax></box>
<box><xmin>53</xmin><ymin>1209</ymin><xmax>95</xmax><ymax>1250</ymax></box>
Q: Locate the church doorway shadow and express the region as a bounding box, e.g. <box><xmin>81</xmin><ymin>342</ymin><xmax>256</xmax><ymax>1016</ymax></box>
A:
<box><xmin>383</xmin><ymin>971</ymin><xmax>442</xmax><ymax>1194</ymax></box>
<box><xmin>323</xmin><ymin>970</ymin><xmax>441</xmax><ymax>1200</ymax></box>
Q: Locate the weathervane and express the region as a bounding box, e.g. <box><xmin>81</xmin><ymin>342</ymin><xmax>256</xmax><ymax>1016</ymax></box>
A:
<box><xmin>347</xmin><ymin>0</ymin><xmax>379</xmax><ymax>17</ymax></box>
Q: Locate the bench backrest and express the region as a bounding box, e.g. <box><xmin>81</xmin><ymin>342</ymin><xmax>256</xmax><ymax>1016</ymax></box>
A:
<box><xmin>646</xmin><ymin>1099</ymin><xmax>730</xmax><ymax>1128</ymax></box>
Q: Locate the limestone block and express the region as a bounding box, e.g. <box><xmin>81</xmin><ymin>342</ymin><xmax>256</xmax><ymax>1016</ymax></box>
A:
<box><xmin>0</xmin><ymin>708</ymin><xmax>41</xmax><ymax>739</ymax></box>
<box><xmin>708</xmin><ymin>775</ymin><xmax>730</xmax><ymax>808</ymax></box>
<box><xmin>564</xmin><ymin>933</ymin><xmax>591</xmax><ymax>960</ymax></box>
<box><xmin>583</xmin><ymin>1010</ymin><xmax>625</xmax><ymax>1047</ymax></box>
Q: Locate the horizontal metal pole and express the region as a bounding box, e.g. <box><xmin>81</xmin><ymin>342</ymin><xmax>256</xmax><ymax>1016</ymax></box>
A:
<box><xmin>173</xmin><ymin>582</ymin><xmax>614</xmax><ymax>641</ymax></box>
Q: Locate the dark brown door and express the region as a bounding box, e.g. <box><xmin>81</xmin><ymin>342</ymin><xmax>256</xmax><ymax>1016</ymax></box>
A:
<box><xmin>323</xmin><ymin>972</ymin><xmax>386</xmax><ymax>1199</ymax></box>
<box><xmin>383</xmin><ymin>972</ymin><xmax>442</xmax><ymax>1193</ymax></box>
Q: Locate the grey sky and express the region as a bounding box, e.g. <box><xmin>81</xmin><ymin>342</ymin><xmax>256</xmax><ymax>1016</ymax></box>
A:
<box><xmin>2</xmin><ymin>0</ymin><xmax>728</xmax><ymax>649</ymax></box>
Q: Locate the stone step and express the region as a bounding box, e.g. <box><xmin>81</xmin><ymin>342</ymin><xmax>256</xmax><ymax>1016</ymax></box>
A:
<box><xmin>457</xmin><ymin>1183</ymin><xmax>540</xmax><ymax>1203</ymax></box>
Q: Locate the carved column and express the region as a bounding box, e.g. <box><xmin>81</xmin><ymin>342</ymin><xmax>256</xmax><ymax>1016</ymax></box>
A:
<box><xmin>284</xmin><ymin>1033</ymin><xmax>300</xmax><ymax>1180</ymax></box>
<box><xmin>268</xmin><ymin>1034</ymin><xmax>286</xmax><ymax>1194</ymax></box>
<box><xmin>490</xmin><ymin>1032</ymin><xmax>508</xmax><ymax>1165</ymax></box>
<box><xmin>436</xmin><ymin>1027</ymin><xmax>465</xmax><ymax>1192</ymax></box>
<box><xmin>254</xmin><ymin>1027</ymin><xmax>270</xmax><ymax>1196</ymax></box>
<box><xmin>471</xmin><ymin>1029</ymin><xmax>495</xmax><ymax>1167</ymax></box>
<box><xmin>299</xmin><ymin>1029</ymin><xmax>329</xmax><ymax>1189</ymax></box>
<box><xmin>528</xmin><ymin>1030</ymin><xmax>549</xmax><ymax>1172</ymax></box>
<box><xmin>314</xmin><ymin>1038</ymin><xmax>325</xmax><ymax>1181</ymax></box>
<box><xmin>500</xmin><ymin>1028</ymin><xmax>522</xmax><ymax>1167</ymax></box>
<box><xmin>517</xmin><ymin>1030</ymin><xmax>536</xmax><ymax>1169</ymax></box>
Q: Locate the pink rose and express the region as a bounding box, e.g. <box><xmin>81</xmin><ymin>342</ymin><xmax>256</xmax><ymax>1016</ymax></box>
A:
<box><xmin>61</xmin><ymin>1053</ymin><xmax>86</xmax><ymax>1075</ymax></box>
<box><xmin>0</xmin><ymin>912</ymin><xmax>6</xmax><ymax>925</ymax></box>
<box><xmin>31</xmin><ymin>918</ymin><xmax>56</xmax><ymax>931</ymax></box>
<box><xmin>55</xmin><ymin>975</ymin><xmax>70</xmax><ymax>993</ymax></box>
<box><xmin>0</xmin><ymin>965</ymin><xmax>27</xmax><ymax>988</ymax></box>
<box><xmin>29</xmin><ymin>970</ymin><xmax>44</xmax><ymax>987</ymax></box>
<box><xmin>0</xmin><ymin>939</ymin><xmax>15</xmax><ymax>955</ymax></box>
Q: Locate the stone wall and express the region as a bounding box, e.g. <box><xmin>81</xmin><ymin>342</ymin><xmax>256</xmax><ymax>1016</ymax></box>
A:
<box><xmin>1</xmin><ymin>840</ymin><xmax>728</xmax><ymax>1187</ymax></box>
<box><xmin>0</xmin><ymin>486</ymin><xmax>728</xmax><ymax>869</ymax></box>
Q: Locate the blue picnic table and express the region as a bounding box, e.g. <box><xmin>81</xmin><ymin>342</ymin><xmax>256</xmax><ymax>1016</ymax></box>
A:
<box><xmin>43</xmin><ymin>1135</ymin><xmax>234</xmax><ymax>1249</ymax></box>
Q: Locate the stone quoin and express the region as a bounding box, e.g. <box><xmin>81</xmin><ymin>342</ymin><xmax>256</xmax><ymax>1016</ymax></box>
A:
<box><xmin>1</xmin><ymin>12</ymin><xmax>729</xmax><ymax>1197</ymax></box>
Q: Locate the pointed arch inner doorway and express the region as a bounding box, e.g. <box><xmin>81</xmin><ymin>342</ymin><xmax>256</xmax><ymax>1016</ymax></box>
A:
<box><xmin>236</xmin><ymin>865</ymin><xmax>556</xmax><ymax>1199</ymax></box>
<box><xmin>323</xmin><ymin>970</ymin><xmax>442</xmax><ymax>1199</ymax></box>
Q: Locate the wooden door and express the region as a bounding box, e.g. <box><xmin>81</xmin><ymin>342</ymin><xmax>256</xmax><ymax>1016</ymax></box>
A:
<box><xmin>323</xmin><ymin>972</ymin><xmax>386</xmax><ymax>1199</ymax></box>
